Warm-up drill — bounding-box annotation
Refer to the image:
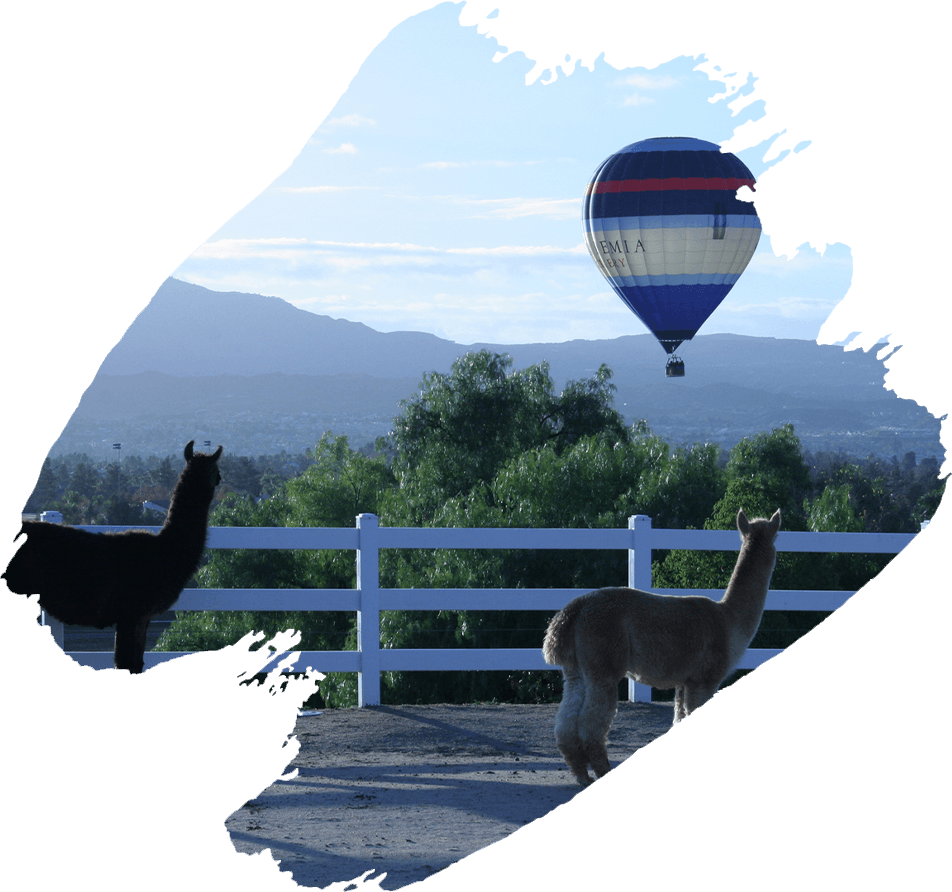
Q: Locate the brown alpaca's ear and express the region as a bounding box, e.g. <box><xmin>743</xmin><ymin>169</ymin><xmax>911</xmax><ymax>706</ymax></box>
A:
<box><xmin>184</xmin><ymin>440</ymin><xmax>195</xmax><ymax>462</ymax></box>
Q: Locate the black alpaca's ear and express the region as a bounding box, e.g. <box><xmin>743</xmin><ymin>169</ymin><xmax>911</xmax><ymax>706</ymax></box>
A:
<box><xmin>184</xmin><ymin>440</ymin><xmax>195</xmax><ymax>462</ymax></box>
<box><xmin>212</xmin><ymin>445</ymin><xmax>223</xmax><ymax>460</ymax></box>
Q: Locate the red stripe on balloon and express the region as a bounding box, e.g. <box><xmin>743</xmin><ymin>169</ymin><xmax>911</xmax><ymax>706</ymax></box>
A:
<box><xmin>585</xmin><ymin>177</ymin><xmax>756</xmax><ymax>195</ymax></box>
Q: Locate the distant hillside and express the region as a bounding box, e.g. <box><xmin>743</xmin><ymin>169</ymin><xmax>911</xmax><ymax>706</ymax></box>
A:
<box><xmin>100</xmin><ymin>278</ymin><xmax>887</xmax><ymax>395</ymax></box>
<box><xmin>51</xmin><ymin>277</ymin><xmax>944</xmax><ymax>461</ymax></box>
<box><xmin>72</xmin><ymin>371</ymin><xmax>419</xmax><ymax>420</ymax></box>
<box><xmin>97</xmin><ymin>277</ymin><xmax>463</xmax><ymax>379</ymax></box>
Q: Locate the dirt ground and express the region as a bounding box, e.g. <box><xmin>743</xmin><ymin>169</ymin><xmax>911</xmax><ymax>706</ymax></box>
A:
<box><xmin>226</xmin><ymin>701</ymin><xmax>674</xmax><ymax>889</ymax></box>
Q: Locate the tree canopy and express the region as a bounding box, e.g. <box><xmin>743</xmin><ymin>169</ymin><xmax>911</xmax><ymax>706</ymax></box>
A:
<box><xmin>140</xmin><ymin>350</ymin><xmax>945</xmax><ymax>707</ymax></box>
<box><xmin>386</xmin><ymin>352</ymin><xmax>628</xmax><ymax>526</ymax></box>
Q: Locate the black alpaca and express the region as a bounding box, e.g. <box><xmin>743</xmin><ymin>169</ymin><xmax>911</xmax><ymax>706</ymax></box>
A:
<box><xmin>3</xmin><ymin>440</ymin><xmax>223</xmax><ymax>673</ymax></box>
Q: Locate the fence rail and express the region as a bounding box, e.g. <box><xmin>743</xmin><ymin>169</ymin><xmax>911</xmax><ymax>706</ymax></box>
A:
<box><xmin>50</xmin><ymin>515</ymin><xmax>915</xmax><ymax>706</ymax></box>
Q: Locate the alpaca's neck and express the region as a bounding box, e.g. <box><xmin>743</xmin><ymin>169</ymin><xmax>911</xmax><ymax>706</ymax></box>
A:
<box><xmin>158</xmin><ymin>469</ymin><xmax>213</xmax><ymax>560</ymax></box>
<box><xmin>719</xmin><ymin>538</ymin><xmax>777</xmax><ymax>640</ymax></box>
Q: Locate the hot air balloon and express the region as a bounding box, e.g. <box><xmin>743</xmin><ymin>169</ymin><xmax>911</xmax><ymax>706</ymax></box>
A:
<box><xmin>582</xmin><ymin>136</ymin><xmax>761</xmax><ymax>376</ymax></box>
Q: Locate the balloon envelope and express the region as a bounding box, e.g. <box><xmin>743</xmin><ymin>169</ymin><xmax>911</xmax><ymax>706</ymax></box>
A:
<box><xmin>582</xmin><ymin>136</ymin><xmax>761</xmax><ymax>354</ymax></box>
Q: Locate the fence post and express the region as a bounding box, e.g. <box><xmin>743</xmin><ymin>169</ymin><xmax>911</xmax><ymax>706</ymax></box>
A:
<box><xmin>628</xmin><ymin>515</ymin><xmax>653</xmax><ymax>703</ymax></box>
<box><xmin>356</xmin><ymin>513</ymin><xmax>381</xmax><ymax>707</ymax></box>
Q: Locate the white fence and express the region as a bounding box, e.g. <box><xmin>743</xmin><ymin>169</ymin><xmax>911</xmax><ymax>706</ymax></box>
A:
<box><xmin>54</xmin><ymin>515</ymin><xmax>916</xmax><ymax>706</ymax></box>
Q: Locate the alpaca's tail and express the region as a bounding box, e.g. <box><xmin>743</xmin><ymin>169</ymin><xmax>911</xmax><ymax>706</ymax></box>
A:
<box><xmin>542</xmin><ymin>597</ymin><xmax>586</xmax><ymax>668</ymax></box>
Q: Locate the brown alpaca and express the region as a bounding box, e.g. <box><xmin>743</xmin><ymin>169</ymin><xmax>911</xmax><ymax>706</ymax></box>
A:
<box><xmin>3</xmin><ymin>441</ymin><xmax>222</xmax><ymax>673</ymax></box>
<box><xmin>543</xmin><ymin>508</ymin><xmax>781</xmax><ymax>785</ymax></box>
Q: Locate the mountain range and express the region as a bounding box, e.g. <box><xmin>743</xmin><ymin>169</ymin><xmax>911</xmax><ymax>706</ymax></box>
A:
<box><xmin>52</xmin><ymin>277</ymin><xmax>943</xmax><ymax>462</ymax></box>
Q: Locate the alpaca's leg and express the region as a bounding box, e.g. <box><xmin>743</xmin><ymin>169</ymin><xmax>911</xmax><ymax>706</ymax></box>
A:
<box><xmin>682</xmin><ymin>682</ymin><xmax>719</xmax><ymax>717</ymax></box>
<box><xmin>577</xmin><ymin>677</ymin><xmax>618</xmax><ymax>779</ymax></box>
<box><xmin>114</xmin><ymin>615</ymin><xmax>151</xmax><ymax>674</ymax></box>
<box><xmin>674</xmin><ymin>687</ymin><xmax>687</xmax><ymax>723</ymax></box>
<box><xmin>555</xmin><ymin>670</ymin><xmax>592</xmax><ymax>786</ymax></box>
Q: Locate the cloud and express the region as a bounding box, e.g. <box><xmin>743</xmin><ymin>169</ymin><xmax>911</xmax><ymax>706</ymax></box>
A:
<box><xmin>182</xmin><ymin>238</ymin><xmax>592</xmax><ymax>288</ymax></box>
<box><xmin>622</xmin><ymin>94</ymin><xmax>655</xmax><ymax>107</ymax></box>
<box><xmin>616</xmin><ymin>73</ymin><xmax>681</xmax><ymax>90</ymax></box>
<box><xmin>451</xmin><ymin>196</ymin><xmax>579</xmax><ymax>220</ymax></box>
<box><xmin>191</xmin><ymin>237</ymin><xmax>585</xmax><ymax>260</ymax></box>
<box><xmin>323</xmin><ymin>142</ymin><xmax>358</xmax><ymax>155</ymax></box>
<box><xmin>329</xmin><ymin>238</ymin><xmax>433</xmax><ymax>252</ymax></box>
<box><xmin>721</xmin><ymin>294</ymin><xmax>842</xmax><ymax>319</ymax></box>
<box><xmin>615</xmin><ymin>71</ymin><xmax>680</xmax><ymax>108</ymax></box>
<box><xmin>447</xmin><ymin>242</ymin><xmax>588</xmax><ymax>257</ymax></box>
<box><xmin>189</xmin><ymin>237</ymin><xmax>309</xmax><ymax>260</ymax></box>
<box><xmin>271</xmin><ymin>185</ymin><xmax>374</xmax><ymax>194</ymax></box>
<box><xmin>417</xmin><ymin>159</ymin><xmax>533</xmax><ymax>170</ymax></box>
<box><xmin>322</xmin><ymin>113</ymin><xmax>376</xmax><ymax>128</ymax></box>
<box><xmin>286</xmin><ymin>287</ymin><xmax>625</xmax><ymax>345</ymax></box>
<box><xmin>746</xmin><ymin>243</ymin><xmax>853</xmax><ymax>276</ymax></box>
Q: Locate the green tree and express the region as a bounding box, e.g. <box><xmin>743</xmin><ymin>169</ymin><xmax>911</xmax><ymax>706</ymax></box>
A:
<box><xmin>801</xmin><ymin>480</ymin><xmax>893</xmax><ymax>592</ymax></box>
<box><xmin>59</xmin><ymin>460</ymin><xmax>109</xmax><ymax>524</ymax></box>
<box><xmin>105</xmin><ymin>496</ymin><xmax>149</xmax><ymax>525</ymax></box>
<box><xmin>655</xmin><ymin>425</ymin><xmax>902</xmax><ymax>658</ymax></box>
<box><xmin>387</xmin><ymin>350</ymin><xmax>627</xmax><ymax>526</ymax></box>
<box><xmin>218</xmin><ymin>454</ymin><xmax>263</xmax><ymax>500</ymax></box>
<box><xmin>617</xmin><ymin>433</ymin><xmax>724</xmax><ymax>531</ymax></box>
<box><xmin>23</xmin><ymin>457</ymin><xmax>62</xmax><ymax>513</ymax></box>
<box><xmin>154</xmin><ymin>456</ymin><xmax>179</xmax><ymax>491</ymax></box>
<box><xmin>714</xmin><ymin>423</ymin><xmax>812</xmax><ymax>530</ymax></box>
<box><xmin>915</xmin><ymin>477</ymin><xmax>946</xmax><ymax>523</ymax></box>
<box><xmin>288</xmin><ymin>433</ymin><xmax>395</xmax><ymax>526</ymax></box>
<box><xmin>655</xmin><ymin>425</ymin><xmax>812</xmax><ymax>590</ymax></box>
<box><xmin>805</xmin><ymin>482</ymin><xmax>864</xmax><ymax>534</ymax></box>
<box><xmin>805</xmin><ymin>451</ymin><xmax>948</xmax><ymax>534</ymax></box>
<box><xmin>66</xmin><ymin>461</ymin><xmax>103</xmax><ymax>500</ymax></box>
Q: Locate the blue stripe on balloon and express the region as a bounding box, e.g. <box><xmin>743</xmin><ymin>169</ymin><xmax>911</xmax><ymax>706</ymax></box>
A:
<box><xmin>612</xmin><ymin>282</ymin><xmax>733</xmax><ymax>334</ymax></box>
<box><xmin>606</xmin><ymin>272</ymin><xmax>744</xmax><ymax>288</ymax></box>
<box><xmin>584</xmin><ymin>190</ymin><xmax>756</xmax><ymax>219</ymax></box>
<box><xmin>582</xmin><ymin>214</ymin><xmax>760</xmax><ymax>232</ymax></box>
<box><xmin>590</xmin><ymin>145</ymin><xmax>756</xmax><ymax>183</ymax></box>
<box><xmin>617</xmin><ymin>137</ymin><xmax>723</xmax><ymax>153</ymax></box>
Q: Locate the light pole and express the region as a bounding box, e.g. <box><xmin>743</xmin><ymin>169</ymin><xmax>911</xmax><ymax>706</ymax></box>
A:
<box><xmin>113</xmin><ymin>443</ymin><xmax>121</xmax><ymax>498</ymax></box>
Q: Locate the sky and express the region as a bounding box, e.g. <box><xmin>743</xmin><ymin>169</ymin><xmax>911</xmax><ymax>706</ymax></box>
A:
<box><xmin>172</xmin><ymin>1</ymin><xmax>853</xmax><ymax>346</ymax></box>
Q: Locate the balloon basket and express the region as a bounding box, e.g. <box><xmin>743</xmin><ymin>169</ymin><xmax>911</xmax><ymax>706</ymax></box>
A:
<box><xmin>665</xmin><ymin>356</ymin><xmax>685</xmax><ymax>377</ymax></box>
